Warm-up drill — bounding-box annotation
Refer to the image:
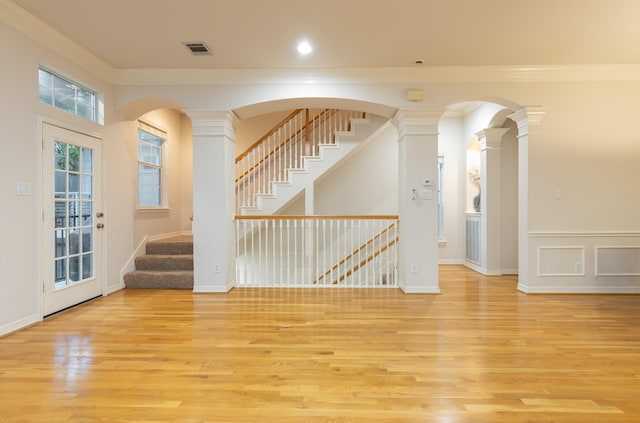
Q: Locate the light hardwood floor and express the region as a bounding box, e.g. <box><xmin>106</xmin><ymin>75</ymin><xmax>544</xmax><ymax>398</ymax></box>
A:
<box><xmin>1</xmin><ymin>266</ymin><xmax>640</xmax><ymax>422</ymax></box>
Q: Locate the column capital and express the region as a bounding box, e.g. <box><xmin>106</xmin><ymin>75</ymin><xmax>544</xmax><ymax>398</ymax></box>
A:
<box><xmin>476</xmin><ymin>127</ymin><xmax>511</xmax><ymax>151</ymax></box>
<box><xmin>393</xmin><ymin>107</ymin><xmax>445</xmax><ymax>138</ymax></box>
<box><xmin>185</xmin><ymin>109</ymin><xmax>238</xmax><ymax>140</ymax></box>
<box><xmin>508</xmin><ymin>106</ymin><xmax>548</xmax><ymax>138</ymax></box>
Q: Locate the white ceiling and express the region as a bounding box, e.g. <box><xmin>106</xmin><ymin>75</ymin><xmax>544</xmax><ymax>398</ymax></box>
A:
<box><xmin>12</xmin><ymin>0</ymin><xmax>640</xmax><ymax>70</ymax></box>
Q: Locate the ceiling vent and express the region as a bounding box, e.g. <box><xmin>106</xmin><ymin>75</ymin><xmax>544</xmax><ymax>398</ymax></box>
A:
<box><xmin>183</xmin><ymin>42</ymin><xmax>212</xmax><ymax>55</ymax></box>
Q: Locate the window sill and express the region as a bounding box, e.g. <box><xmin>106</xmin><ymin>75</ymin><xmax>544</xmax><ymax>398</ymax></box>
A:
<box><xmin>136</xmin><ymin>207</ymin><xmax>170</xmax><ymax>213</ymax></box>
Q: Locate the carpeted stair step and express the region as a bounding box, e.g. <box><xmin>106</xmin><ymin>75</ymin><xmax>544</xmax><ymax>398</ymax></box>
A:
<box><xmin>124</xmin><ymin>234</ymin><xmax>194</xmax><ymax>289</ymax></box>
<box><xmin>145</xmin><ymin>237</ymin><xmax>193</xmax><ymax>255</ymax></box>
<box><xmin>135</xmin><ymin>254</ymin><xmax>193</xmax><ymax>271</ymax></box>
<box><xmin>124</xmin><ymin>270</ymin><xmax>194</xmax><ymax>289</ymax></box>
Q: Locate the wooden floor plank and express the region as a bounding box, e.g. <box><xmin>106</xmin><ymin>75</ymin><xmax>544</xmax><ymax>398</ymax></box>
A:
<box><xmin>1</xmin><ymin>266</ymin><xmax>640</xmax><ymax>422</ymax></box>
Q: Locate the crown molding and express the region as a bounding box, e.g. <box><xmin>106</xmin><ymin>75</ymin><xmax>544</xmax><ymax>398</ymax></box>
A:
<box><xmin>4</xmin><ymin>0</ymin><xmax>640</xmax><ymax>87</ymax></box>
<box><xmin>0</xmin><ymin>0</ymin><xmax>114</xmax><ymax>82</ymax></box>
<box><xmin>112</xmin><ymin>65</ymin><xmax>640</xmax><ymax>87</ymax></box>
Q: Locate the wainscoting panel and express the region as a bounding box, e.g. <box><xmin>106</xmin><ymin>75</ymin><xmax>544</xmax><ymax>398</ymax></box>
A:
<box><xmin>595</xmin><ymin>246</ymin><xmax>640</xmax><ymax>276</ymax></box>
<box><xmin>525</xmin><ymin>232</ymin><xmax>640</xmax><ymax>293</ymax></box>
<box><xmin>538</xmin><ymin>246</ymin><xmax>585</xmax><ymax>277</ymax></box>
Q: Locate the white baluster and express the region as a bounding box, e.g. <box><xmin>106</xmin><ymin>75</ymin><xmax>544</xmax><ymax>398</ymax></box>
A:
<box><xmin>258</xmin><ymin>219</ymin><xmax>263</xmax><ymax>285</ymax></box>
<box><xmin>293</xmin><ymin>219</ymin><xmax>297</xmax><ymax>286</ymax></box>
<box><xmin>235</xmin><ymin>219</ymin><xmax>240</xmax><ymax>285</ymax></box>
<box><xmin>286</xmin><ymin>219</ymin><xmax>291</xmax><ymax>286</ymax></box>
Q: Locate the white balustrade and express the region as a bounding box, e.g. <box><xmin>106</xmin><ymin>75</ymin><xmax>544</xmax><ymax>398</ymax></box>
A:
<box><xmin>235</xmin><ymin>216</ymin><xmax>399</xmax><ymax>287</ymax></box>
<box><xmin>235</xmin><ymin>109</ymin><xmax>364</xmax><ymax>211</ymax></box>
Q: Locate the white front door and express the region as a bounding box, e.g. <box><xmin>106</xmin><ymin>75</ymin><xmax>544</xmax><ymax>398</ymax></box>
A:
<box><xmin>42</xmin><ymin>123</ymin><xmax>104</xmax><ymax>316</ymax></box>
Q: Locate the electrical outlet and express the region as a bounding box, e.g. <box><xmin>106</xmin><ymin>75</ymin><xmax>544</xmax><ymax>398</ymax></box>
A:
<box><xmin>410</xmin><ymin>263</ymin><xmax>418</xmax><ymax>273</ymax></box>
<box><xmin>213</xmin><ymin>263</ymin><xmax>221</xmax><ymax>273</ymax></box>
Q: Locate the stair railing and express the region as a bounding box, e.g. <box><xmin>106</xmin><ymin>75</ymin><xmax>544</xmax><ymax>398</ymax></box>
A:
<box><xmin>235</xmin><ymin>109</ymin><xmax>365</xmax><ymax>211</ymax></box>
<box><xmin>313</xmin><ymin>221</ymin><xmax>398</xmax><ymax>285</ymax></box>
<box><xmin>235</xmin><ymin>215</ymin><xmax>399</xmax><ymax>287</ymax></box>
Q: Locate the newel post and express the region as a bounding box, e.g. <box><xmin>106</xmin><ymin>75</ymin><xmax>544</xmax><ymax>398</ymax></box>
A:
<box><xmin>186</xmin><ymin>109</ymin><xmax>238</xmax><ymax>293</ymax></box>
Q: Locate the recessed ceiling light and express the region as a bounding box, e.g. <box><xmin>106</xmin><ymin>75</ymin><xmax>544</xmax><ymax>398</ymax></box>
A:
<box><xmin>297</xmin><ymin>40</ymin><xmax>313</xmax><ymax>56</ymax></box>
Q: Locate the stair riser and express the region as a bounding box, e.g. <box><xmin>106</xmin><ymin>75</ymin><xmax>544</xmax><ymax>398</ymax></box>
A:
<box><xmin>146</xmin><ymin>241</ymin><xmax>193</xmax><ymax>255</ymax></box>
<box><xmin>135</xmin><ymin>255</ymin><xmax>193</xmax><ymax>271</ymax></box>
<box><xmin>124</xmin><ymin>271</ymin><xmax>194</xmax><ymax>289</ymax></box>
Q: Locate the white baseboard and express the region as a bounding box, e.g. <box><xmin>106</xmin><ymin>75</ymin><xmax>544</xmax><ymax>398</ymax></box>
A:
<box><xmin>519</xmin><ymin>284</ymin><xmax>640</xmax><ymax>294</ymax></box>
<box><xmin>193</xmin><ymin>283</ymin><xmax>233</xmax><ymax>293</ymax></box>
<box><xmin>399</xmin><ymin>279</ymin><xmax>441</xmax><ymax>294</ymax></box>
<box><xmin>464</xmin><ymin>261</ymin><xmax>485</xmax><ymax>274</ymax></box>
<box><xmin>0</xmin><ymin>313</ymin><xmax>40</xmax><ymax>337</ymax></box>
<box><xmin>439</xmin><ymin>259</ymin><xmax>464</xmax><ymax>265</ymax></box>
<box><xmin>401</xmin><ymin>285</ymin><xmax>441</xmax><ymax>294</ymax></box>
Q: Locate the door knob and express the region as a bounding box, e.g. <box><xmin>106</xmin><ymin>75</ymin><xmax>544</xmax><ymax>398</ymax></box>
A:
<box><xmin>96</xmin><ymin>223</ymin><xmax>104</xmax><ymax>229</ymax></box>
<box><xmin>96</xmin><ymin>212</ymin><xmax>104</xmax><ymax>218</ymax></box>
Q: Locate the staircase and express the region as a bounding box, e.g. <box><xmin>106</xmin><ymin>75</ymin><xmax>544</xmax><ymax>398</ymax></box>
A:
<box><xmin>124</xmin><ymin>235</ymin><xmax>194</xmax><ymax>289</ymax></box>
<box><xmin>237</xmin><ymin>110</ymin><xmax>389</xmax><ymax>215</ymax></box>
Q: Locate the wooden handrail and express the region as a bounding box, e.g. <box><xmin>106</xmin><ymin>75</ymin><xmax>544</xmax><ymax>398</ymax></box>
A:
<box><xmin>332</xmin><ymin>236</ymin><xmax>398</xmax><ymax>285</ymax></box>
<box><xmin>314</xmin><ymin>222</ymin><xmax>397</xmax><ymax>284</ymax></box>
<box><xmin>235</xmin><ymin>108</ymin><xmax>368</xmax><ymax>211</ymax></box>
<box><xmin>235</xmin><ymin>109</ymin><xmax>333</xmax><ymax>185</ymax></box>
<box><xmin>236</xmin><ymin>109</ymin><xmax>303</xmax><ymax>163</ymax></box>
<box><xmin>234</xmin><ymin>215</ymin><xmax>399</xmax><ymax>220</ymax></box>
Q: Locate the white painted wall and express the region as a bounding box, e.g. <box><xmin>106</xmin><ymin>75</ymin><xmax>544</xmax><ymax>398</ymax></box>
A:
<box><xmin>315</xmin><ymin>123</ymin><xmax>398</xmax><ymax>215</ymax></box>
<box><xmin>133</xmin><ymin>108</ymin><xmax>193</xmax><ymax>243</ymax></box>
<box><xmin>0</xmin><ymin>19</ymin><xmax>129</xmax><ymax>333</ymax></box>
<box><xmin>234</xmin><ymin>110</ymin><xmax>290</xmax><ymax>154</ymax></box>
<box><xmin>438</xmin><ymin>116</ymin><xmax>466</xmax><ymax>264</ymax></box>
<box><xmin>0</xmin><ymin>19</ymin><xmax>194</xmax><ymax>334</ymax></box>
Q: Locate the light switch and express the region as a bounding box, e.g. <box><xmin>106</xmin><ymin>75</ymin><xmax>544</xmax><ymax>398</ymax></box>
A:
<box><xmin>16</xmin><ymin>181</ymin><xmax>31</xmax><ymax>196</ymax></box>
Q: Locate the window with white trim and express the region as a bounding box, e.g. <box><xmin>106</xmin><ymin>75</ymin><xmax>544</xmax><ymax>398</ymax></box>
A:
<box><xmin>38</xmin><ymin>67</ymin><xmax>100</xmax><ymax>123</ymax></box>
<box><xmin>137</xmin><ymin>122</ymin><xmax>167</xmax><ymax>208</ymax></box>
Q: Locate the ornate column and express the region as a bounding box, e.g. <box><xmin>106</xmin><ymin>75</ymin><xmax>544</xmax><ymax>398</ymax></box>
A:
<box><xmin>507</xmin><ymin>106</ymin><xmax>546</xmax><ymax>292</ymax></box>
<box><xmin>185</xmin><ymin>110</ymin><xmax>237</xmax><ymax>292</ymax></box>
<box><xmin>476</xmin><ymin>128</ymin><xmax>510</xmax><ymax>275</ymax></box>
<box><xmin>393</xmin><ymin>108</ymin><xmax>444</xmax><ymax>293</ymax></box>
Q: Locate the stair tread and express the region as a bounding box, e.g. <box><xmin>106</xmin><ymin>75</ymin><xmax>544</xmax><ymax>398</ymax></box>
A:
<box><xmin>124</xmin><ymin>269</ymin><xmax>194</xmax><ymax>289</ymax></box>
<box><xmin>146</xmin><ymin>239</ymin><xmax>193</xmax><ymax>255</ymax></box>
<box><xmin>136</xmin><ymin>254</ymin><xmax>194</xmax><ymax>259</ymax></box>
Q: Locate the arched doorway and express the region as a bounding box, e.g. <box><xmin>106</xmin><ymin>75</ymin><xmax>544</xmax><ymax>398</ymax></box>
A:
<box><xmin>439</xmin><ymin>101</ymin><xmax>520</xmax><ymax>279</ymax></box>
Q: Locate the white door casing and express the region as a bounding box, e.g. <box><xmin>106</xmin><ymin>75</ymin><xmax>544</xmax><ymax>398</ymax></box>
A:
<box><xmin>42</xmin><ymin>123</ymin><xmax>104</xmax><ymax>316</ymax></box>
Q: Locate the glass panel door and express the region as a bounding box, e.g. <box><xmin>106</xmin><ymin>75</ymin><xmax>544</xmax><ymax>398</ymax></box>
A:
<box><xmin>43</xmin><ymin>124</ymin><xmax>103</xmax><ymax>316</ymax></box>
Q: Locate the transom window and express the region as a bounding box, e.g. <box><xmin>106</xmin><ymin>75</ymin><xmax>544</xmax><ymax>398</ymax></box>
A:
<box><xmin>39</xmin><ymin>67</ymin><xmax>100</xmax><ymax>123</ymax></box>
<box><xmin>137</xmin><ymin>121</ymin><xmax>167</xmax><ymax>208</ymax></box>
